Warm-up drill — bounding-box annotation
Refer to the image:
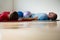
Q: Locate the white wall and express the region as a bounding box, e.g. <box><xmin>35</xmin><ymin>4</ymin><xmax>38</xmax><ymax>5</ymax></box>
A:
<box><xmin>0</xmin><ymin>0</ymin><xmax>60</xmax><ymax>19</ymax></box>
<box><xmin>14</xmin><ymin>0</ymin><xmax>60</xmax><ymax>19</ymax></box>
<box><xmin>0</xmin><ymin>0</ymin><xmax>13</xmax><ymax>13</ymax></box>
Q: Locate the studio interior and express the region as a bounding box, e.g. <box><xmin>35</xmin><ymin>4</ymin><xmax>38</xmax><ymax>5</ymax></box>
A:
<box><xmin>0</xmin><ymin>0</ymin><xmax>60</xmax><ymax>40</ymax></box>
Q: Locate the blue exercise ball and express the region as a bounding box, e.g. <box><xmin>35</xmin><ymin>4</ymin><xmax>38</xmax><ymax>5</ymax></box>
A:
<box><xmin>24</xmin><ymin>11</ymin><xmax>32</xmax><ymax>18</ymax></box>
<box><xmin>17</xmin><ymin>11</ymin><xmax>23</xmax><ymax>18</ymax></box>
<box><xmin>31</xmin><ymin>13</ymin><xmax>49</xmax><ymax>20</ymax></box>
<box><xmin>38</xmin><ymin>13</ymin><xmax>49</xmax><ymax>20</ymax></box>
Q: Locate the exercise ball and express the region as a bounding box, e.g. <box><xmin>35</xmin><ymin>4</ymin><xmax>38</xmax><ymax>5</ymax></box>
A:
<box><xmin>32</xmin><ymin>13</ymin><xmax>49</xmax><ymax>20</ymax></box>
<box><xmin>0</xmin><ymin>11</ymin><xmax>10</xmax><ymax>21</ymax></box>
<box><xmin>10</xmin><ymin>11</ymin><xmax>18</xmax><ymax>21</ymax></box>
<box><xmin>17</xmin><ymin>11</ymin><xmax>23</xmax><ymax>18</ymax></box>
<box><xmin>24</xmin><ymin>11</ymin><xmax>32</xmax><ymax>18</ymax></box>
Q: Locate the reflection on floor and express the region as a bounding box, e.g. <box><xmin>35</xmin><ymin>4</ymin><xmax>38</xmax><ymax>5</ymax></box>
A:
<box><xmin>0</xmin><ymin>21</ymin><xmax>59</xmax><ymax>28</ymax></box>
<box><xmin>0</xmin><ymin>21</ymin><xmax>60</xmax><ymax>40</ymax></box>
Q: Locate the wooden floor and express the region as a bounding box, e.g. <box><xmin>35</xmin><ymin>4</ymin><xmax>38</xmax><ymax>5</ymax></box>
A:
<box><xmin>0</xmin><ymin>21</ymin><xmax>60</xmax><ymax>40</ymax></box>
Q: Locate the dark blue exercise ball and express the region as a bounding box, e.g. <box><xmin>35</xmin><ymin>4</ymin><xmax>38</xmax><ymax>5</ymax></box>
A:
<box><xmin>17</xmin><ymin>11</ymin><xmax>23</xmax><ymax>18</ymax></box>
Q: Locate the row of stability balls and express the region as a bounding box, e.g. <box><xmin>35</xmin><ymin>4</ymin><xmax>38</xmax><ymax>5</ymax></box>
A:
<box><xmin>0</xmin><ymin>11</ymin><xmax>32</xmax><ymax>21</ymax></box>
<box><xmin>0</xmin><ymin>11</ymin><xmax>48</xmax><ymax>21</ymax></box>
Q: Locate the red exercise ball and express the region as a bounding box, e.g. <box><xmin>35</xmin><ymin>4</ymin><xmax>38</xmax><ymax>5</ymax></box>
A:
<box><xmin>0</xmin><ymin>11</ymin><xmax>10</xmax><ymax>21</ymax></box>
